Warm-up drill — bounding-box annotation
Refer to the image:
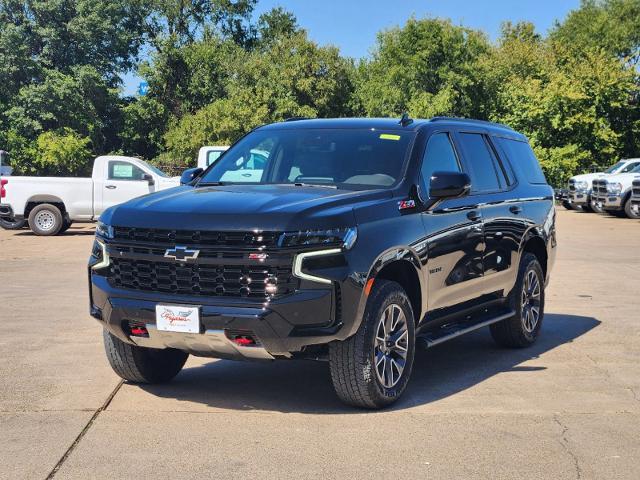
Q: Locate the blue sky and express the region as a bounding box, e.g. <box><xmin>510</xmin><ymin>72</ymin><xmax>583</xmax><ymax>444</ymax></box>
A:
<box><xmin>122</xmin><ymin>0</ymin><xmax>580</xmax><ymax>95</ymax></box>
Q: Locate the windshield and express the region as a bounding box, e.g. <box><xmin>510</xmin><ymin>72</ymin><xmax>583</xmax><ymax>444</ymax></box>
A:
<box><xmin>605</xmin><ymin>161</ymin><xmax>625</xmax><ymax>174</ymax></box>
<box><xmin>140</xmin><ymin>159</ymin><xmax>169</xmax><ymax>178</ymax></box>
<box><xmin>198</xmin><ymin>128</ymin><xmax>415</xmax><ymax>189</ymax></box>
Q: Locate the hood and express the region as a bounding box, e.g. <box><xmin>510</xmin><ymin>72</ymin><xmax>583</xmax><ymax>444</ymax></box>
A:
<box><xmin>600</xmin><ymin>172</ymin><xmax>640</xmax><ymax>184</ymax></box>
<box><xmin>570</xmin><ymin>172</ymin><xmax>607</xmax><ymax>183</ymax></box>
<box><xmin>103</xmin><ymin>184</ymin><xmax>392</xmax><ymax>231</ymax></box>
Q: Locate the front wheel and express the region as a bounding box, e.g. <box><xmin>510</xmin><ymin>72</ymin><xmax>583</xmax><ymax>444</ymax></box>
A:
<box><xmin>103</xmin><ymin>330</ymin><xmax>188</xmax><ymax>383</ymax></box>
<box><xmin>561</xmin><ymin>200</ymin><xmax>573</xmax><ymax>211</ymax></box>
<box><xmin>624</xmin><ymin>198</ymin><xmax>640</xmax><ymax>219</ymax></box>
<box><xmin>588</xmin><ymin>202</ymin><xmax>603</xmax><ymax>213</ymax></box>
<box><xmin>329</xmin><ymin>280</ymin><xmax>415</xmax><ymax>409</ymax></box>
<box><xmin>490</xmin><ymin>253</ymin><xmax>545</xmax><ymax>348</ymax></box>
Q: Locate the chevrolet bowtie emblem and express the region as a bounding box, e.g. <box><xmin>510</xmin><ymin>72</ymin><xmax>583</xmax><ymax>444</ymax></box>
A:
<box><xmin>164</xmin><ymin>246</ymin><xmax>200</xmax><ymax>262</ymax></box>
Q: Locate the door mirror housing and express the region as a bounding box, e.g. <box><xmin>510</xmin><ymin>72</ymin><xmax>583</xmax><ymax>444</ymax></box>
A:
<box><xmin>142</xmin><ymin>173</ymin><xmax>155</xmax><ymax>186</ymax></box>
<box><xmin>429</xmin><ymin>171</ymin><xmax>471</xmax><ymax>199</ymax></box>
<box><xmin>180</xmin><ymin>167</ymin><xmax>203</xmax><ymax>185</ymax></box>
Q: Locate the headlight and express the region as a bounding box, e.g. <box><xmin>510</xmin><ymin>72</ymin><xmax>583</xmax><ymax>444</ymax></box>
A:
<box><xmin>278</xmin><ymin>227</ymin><xmax>357</xmax><ymax>250</ymax></box>
<box><xmin>96</xmin><ymin>221</ymin><xmax>114</xmax><ymax>239</ymax></box>
<box><xmin>90</xmin><ymin>239</ymin><xmax>110</xmax><ymax>270</ymax></box>
<box><xmin>575</xmin><ymin>181</ymin><xmax>589</xmax><ymax>191</ymax></box>
<box><xmin>606</xmin><ymin>182</ymin><xmax>622</xmax><ymax>194</ymax></box>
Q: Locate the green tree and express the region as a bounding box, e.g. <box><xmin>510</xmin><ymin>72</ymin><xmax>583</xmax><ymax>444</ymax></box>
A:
<box><xmin>162</xmin><ymin>31</ymin><xmax>355</xmax><ymax>166</ymax></box>
<box><xmin>354</xmin><ymin>18</ymin><xmax>492</xmax><ymax>118</ymax></box>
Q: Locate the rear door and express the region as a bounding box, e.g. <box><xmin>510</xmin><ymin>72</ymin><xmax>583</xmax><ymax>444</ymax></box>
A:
<box><xmin>100</xmin><ymin>159</ymin><xmax>154</xmax><ymax>212</ymax></box>
<box><xmin>420</xmin><ymin>131</ymin><xmax>486</xmax><ymax>316</ymax></box>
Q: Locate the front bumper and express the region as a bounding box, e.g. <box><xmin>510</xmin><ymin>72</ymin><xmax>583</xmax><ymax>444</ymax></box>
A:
<box><xmin>568</xmin><ymin>191</ymin><xmax>590</xmax><ymax>206</ymax></box>
<box><xmin>591</xmin><ymin>191</ymin><xmax>623</xmax><ymax>210</ymax></box>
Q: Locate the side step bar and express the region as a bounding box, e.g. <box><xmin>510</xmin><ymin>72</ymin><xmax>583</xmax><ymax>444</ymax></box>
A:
<box><xmin>417</xmin><ymin>309</ymin><xmax>515</xmax><ymax>349</ymax></box>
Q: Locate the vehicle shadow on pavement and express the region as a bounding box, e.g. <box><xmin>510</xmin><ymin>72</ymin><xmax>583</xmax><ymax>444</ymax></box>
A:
<box><xmin>14</xmin><ymin>228</ymin><xmax>95</xmax><ymax>236</ymax></box>
<box><xmin>139</xmin><ymin>313</ymin><xmax>599</xmax><ymax>413</ymax></box>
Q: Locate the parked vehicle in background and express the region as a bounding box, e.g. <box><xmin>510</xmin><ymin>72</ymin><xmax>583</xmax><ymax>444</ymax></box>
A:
<box><xmin>197</xmin><ymin>146</ymin><xmax>229</xmax><ymax>169</ymax></box>
<box><xmin>567</xmin><ymin>159</ymin><xmax>640</xmax><ymax>212</ymax></box>
<box><xmin>591</xmin><ymin>164</ymin><xmax>640</xmax><ymax>219</ymax></box>
<box><xmin>630</xmin><ymin>178</ymin><xmax>640</xmax><ymax>216</ymax></box>
<box><xmin>89</xmin><ymin>117</ymin><xmax>556</xmax><ymax>409</ymax></box>
<box><xmin>554</xmin><ymin>188</ymin><xmax>572</xmax><ymax>210</ymax></box>
<box><xmin>0</xmin><ymin>155</ymin><xmax>179</xmax><ymax>236</ymax></box>
<box><xmin>0</xmin><ymin>166</ymin><xmax>12</xmax><ymax>176</ymax></box>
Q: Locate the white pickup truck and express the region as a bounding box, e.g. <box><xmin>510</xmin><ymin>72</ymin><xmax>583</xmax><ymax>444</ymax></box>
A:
<box><xmin>197</xmin><ymin>145</ymin><xmax>229</xmax><ymax>169</ymax></box>
<box><xmin>590</xmin><ymin>164</ymin><xmax>640</xmax><ymax>219</ymax></box>
<box><xmin>196</xmin><ymin>145</ymin><xmax>271</xmax><ymax>182</ymax></box>
<box><xmin>0</xmin><ymin>155</ymin><xmax>179</xmax><ymax>235</ymax></box>
<box><xmin>567</xmin><ymin>158</ymin><xmax>640</xmax><ymax>212</ymax></box>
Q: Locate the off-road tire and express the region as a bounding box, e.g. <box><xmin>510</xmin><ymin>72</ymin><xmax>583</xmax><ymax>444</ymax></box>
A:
<box><xmin>490</xmin><ymin>253</ymin><xmax>545</xmax><ymax>348</ymax></box>
<box><xmin>28</xmin><ymin>203</ymin><xmax>63</xmax><ymax>236</ymax></box>
<box><xmin>624</xmin><ymin>197</ymin><xmax>640</xmax><ymax>219</ymax></box>
<box><xmin>329</xmin><ymin>280</ymin><xmax>415</xmax><ymax>409</ymax></box>
<box><xmin>103</xmin><ymin>330</ymin><xmax>188</xmax><ymax>383</ymax></box>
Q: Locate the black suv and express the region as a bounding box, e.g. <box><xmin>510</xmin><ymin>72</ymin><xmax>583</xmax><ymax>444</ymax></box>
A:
<box><xmin>89</xmin><ymin>117</ymin><xmax>556</xmax><ymax>408</ymax></box>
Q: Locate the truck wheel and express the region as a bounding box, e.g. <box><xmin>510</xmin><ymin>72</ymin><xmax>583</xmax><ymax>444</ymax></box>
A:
<box><xmin>0</xmin><ymin>217</ymin><xmax>27</xmax><ymax>230</ymax></box>
<box><xmin>103</xmin><ymin>330</ymin><xmax>188</xmax><ymax>383</ymax></box>
<box><xmin>28</xmin><ymin>203</ymin><xmax>63</xmax><ymax>236</ymax></box>
<box><xmin>624</xmin><ymin>198</ymin><xmax>640</xmax><ymax>219</ymax></box>
<box><xmin>590</xmin><ymin>202</ymin><xmax>604</xmax><ymax>214</ymax></box>
<box><xmin>329</xmin><ymin>279</ymin><xmax>415</xmax><ymax>409</ymax></box>
<box><xmin>491</xmin><ymin>253</ymin><xmax>545</xmax><ymax>348</ymax></box>
<box><xmin>561</xmin><ymin>200</ymin><xmax>573</xmax><ymax>211</ymax></box>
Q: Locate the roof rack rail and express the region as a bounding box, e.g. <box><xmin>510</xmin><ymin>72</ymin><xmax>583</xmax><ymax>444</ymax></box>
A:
<box><xmin>399</xmin><ymin>112</ymin><xmax>414</xmax><ymax>127</ymax></box>
<box><xmin>284</xmin><ymin>117</ymin><xmax>312</xmax><ymax>122</ymax></box>
<box><xmin>430</xmin><ymin>116</ymin><xmax>514</xmax><ymax>131</ymax></box>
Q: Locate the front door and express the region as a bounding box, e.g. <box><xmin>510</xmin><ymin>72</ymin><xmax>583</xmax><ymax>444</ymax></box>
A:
<box><xmin>420</xmin><ymin>132</ymin><xmax>486</xmax><ymax>317</ymax></box>
<box><xmin>101</xmin><ymin>160</ymin><xmax>154</xmax><ymax>211</ymax></box>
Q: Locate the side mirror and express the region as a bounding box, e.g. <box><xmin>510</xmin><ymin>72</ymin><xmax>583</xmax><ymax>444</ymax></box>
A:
<box><xmin>180</xmin><ymin>167</ymin><xmax>203</xmax><ymax>185</ymax></box>
<box><xmin>429</xmin><ymin>171</ymin><xmax>471</xmax><ymax>199</ymax></box>
<box><xmin>142</xmin><ymin>173</ymin><xmax>155</xmax><ymax>186</ymax></box>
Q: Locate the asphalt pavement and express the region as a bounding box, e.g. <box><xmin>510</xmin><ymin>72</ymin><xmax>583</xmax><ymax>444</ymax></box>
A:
<box><xmin>0</xmin><ymin>209</ymin><xmax>638</xmax><ymax>479</ymax></box>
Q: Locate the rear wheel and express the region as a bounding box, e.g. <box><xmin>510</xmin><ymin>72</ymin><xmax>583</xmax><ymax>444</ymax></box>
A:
<box><xmin>103</xmin><ymin>330</ymin><xmax>188</xmax><ymax>383</ymax></box>
<box><xmin>28</xmin><ymin>203</ymin><xmax>63</xmax><ymax>235</ymax></box>
<box><xmin>329</xmin><ymin>280</ymin><xmax>415</xmax><ymax>409</ymax></box>
<box><xmin>624</xmin><ymin>197</ymin><xmax>640</xmax><ymax>219</ymax></box>
<box><xmin>0</xmin><ymin>217</ymin><xmax>26</xmax><ymax>230</ymax></box>
<box><xmin>490</xmin><ymin>253</ymin><xmax>545</xmax><ymax>348</ymax></box>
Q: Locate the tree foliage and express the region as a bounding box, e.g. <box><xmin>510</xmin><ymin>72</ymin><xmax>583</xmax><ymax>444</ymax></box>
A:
<box><xmin>0</xmin><ymin>1</ymin><xmax>639</xmax><ymax>186</ymax></box>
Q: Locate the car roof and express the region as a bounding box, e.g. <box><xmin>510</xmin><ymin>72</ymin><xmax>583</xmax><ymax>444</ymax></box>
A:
<box><xmin>258</xmin><ymin>117</ymin><xmax>526</xmax><ymax>140</ymax></box>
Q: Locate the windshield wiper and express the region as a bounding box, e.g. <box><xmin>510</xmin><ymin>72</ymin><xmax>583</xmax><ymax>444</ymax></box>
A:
<box><xmin>293</xmin><ymin>182</ymin><xmax>338</xmax><ymax>189</ymax></box>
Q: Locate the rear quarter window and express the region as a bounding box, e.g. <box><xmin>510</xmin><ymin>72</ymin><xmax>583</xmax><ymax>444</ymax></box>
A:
<box><xmin>495</xmin><ymin>138</ymin><xmax>547</xmax><ymax>185</ymax></box>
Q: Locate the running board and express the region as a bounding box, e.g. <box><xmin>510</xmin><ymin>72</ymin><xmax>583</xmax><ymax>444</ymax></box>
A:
<box><xmin>417</xmin><ymin>309</ymin><xmax>515</xmax><ymax>349</ymax></box>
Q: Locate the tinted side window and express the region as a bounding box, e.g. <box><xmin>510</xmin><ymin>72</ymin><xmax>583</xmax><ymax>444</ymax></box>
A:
<box><xmin>458</xmin><ymin>133</ymin><xmax>501</xmax><ymax>192</ymax></box>
<box><xmin>108</xmin><ymin>161</ymin><xmax>146</xmax><ymax>181</ymax></box>
<box><xmin>420</xmin><ymin>133</ymin><xmax>461</xmax><ymax>192</ymax></box>
<box><xmin>496</xmin><ymin>138</ymin><xmax>547</xmax><ymax>184</ymax></box>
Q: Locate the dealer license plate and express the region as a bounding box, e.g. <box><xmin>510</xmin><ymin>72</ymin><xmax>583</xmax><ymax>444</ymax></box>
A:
<box><xmin>156</xmin><ymin>305</ymin><xmax>200</xmax><ymax>333</ymax></box>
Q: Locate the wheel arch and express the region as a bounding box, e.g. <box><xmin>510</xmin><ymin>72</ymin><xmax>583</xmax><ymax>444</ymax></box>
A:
<box><xmin>25</xmin><ymin>196</ymin><xmax>67</xmax><ymax>218</ymax></box>
<box><xmin>520</xmin><ymin>232</ymin><xmax>548</xmax><ymax>278</ymax></box>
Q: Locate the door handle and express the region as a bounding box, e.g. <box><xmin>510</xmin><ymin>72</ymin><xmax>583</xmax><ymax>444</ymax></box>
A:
<box><xmin>467</xmin><ymin>210</ymin><xmax>481</xmax><ymax>221</ymax></box>
<box><xmin>509</xmin><ymin>205</ymin><xmax>523</xmax><ymax>214</ymax></box>
<box><xmin>106</xmin><ymin>185</ymin><xmax>117</xmax><ymax>189</ymax></box>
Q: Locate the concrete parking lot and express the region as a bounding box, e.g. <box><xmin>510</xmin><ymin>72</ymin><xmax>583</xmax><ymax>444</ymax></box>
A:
<box><xmin>0</xmin><ymin>209</ymin><xmax>638</xmax><ymax>480</ymax></box>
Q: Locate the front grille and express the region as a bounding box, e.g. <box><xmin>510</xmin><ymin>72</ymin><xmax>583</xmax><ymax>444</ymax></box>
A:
<box><xmin>568</xmin><ymin>179</ymin><xmax>576</xmax><ymax>192</ymax></box>
<box><xmin>113</xmin><ymin>226</ymin><xmax>281</xmax><ymax>249</ymax></box>
<box><xmin>592</xmin><ymin>179</ymin><xmax>607</xmax><ymax>198</ymax></box>
<box><xmin>106</xmin><ymin>227</ymin><xmax>298</xmax><ymax>299</ymax></box>
<box><xmin>108</xmin><ymin>257</ymin><xmax>296</xmax><ymax>298</ymax></box>
<box><xmin>632</xmin><ymin>179</ymin><xmax>640</xmax><ymax>198</ymax></box>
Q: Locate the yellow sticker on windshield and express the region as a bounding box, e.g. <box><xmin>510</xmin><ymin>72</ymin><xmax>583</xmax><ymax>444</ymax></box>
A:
<box><xmin>379</xmin><ymin>134</ymin><xmax>401</xmax><ymax>141</ymax></box>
